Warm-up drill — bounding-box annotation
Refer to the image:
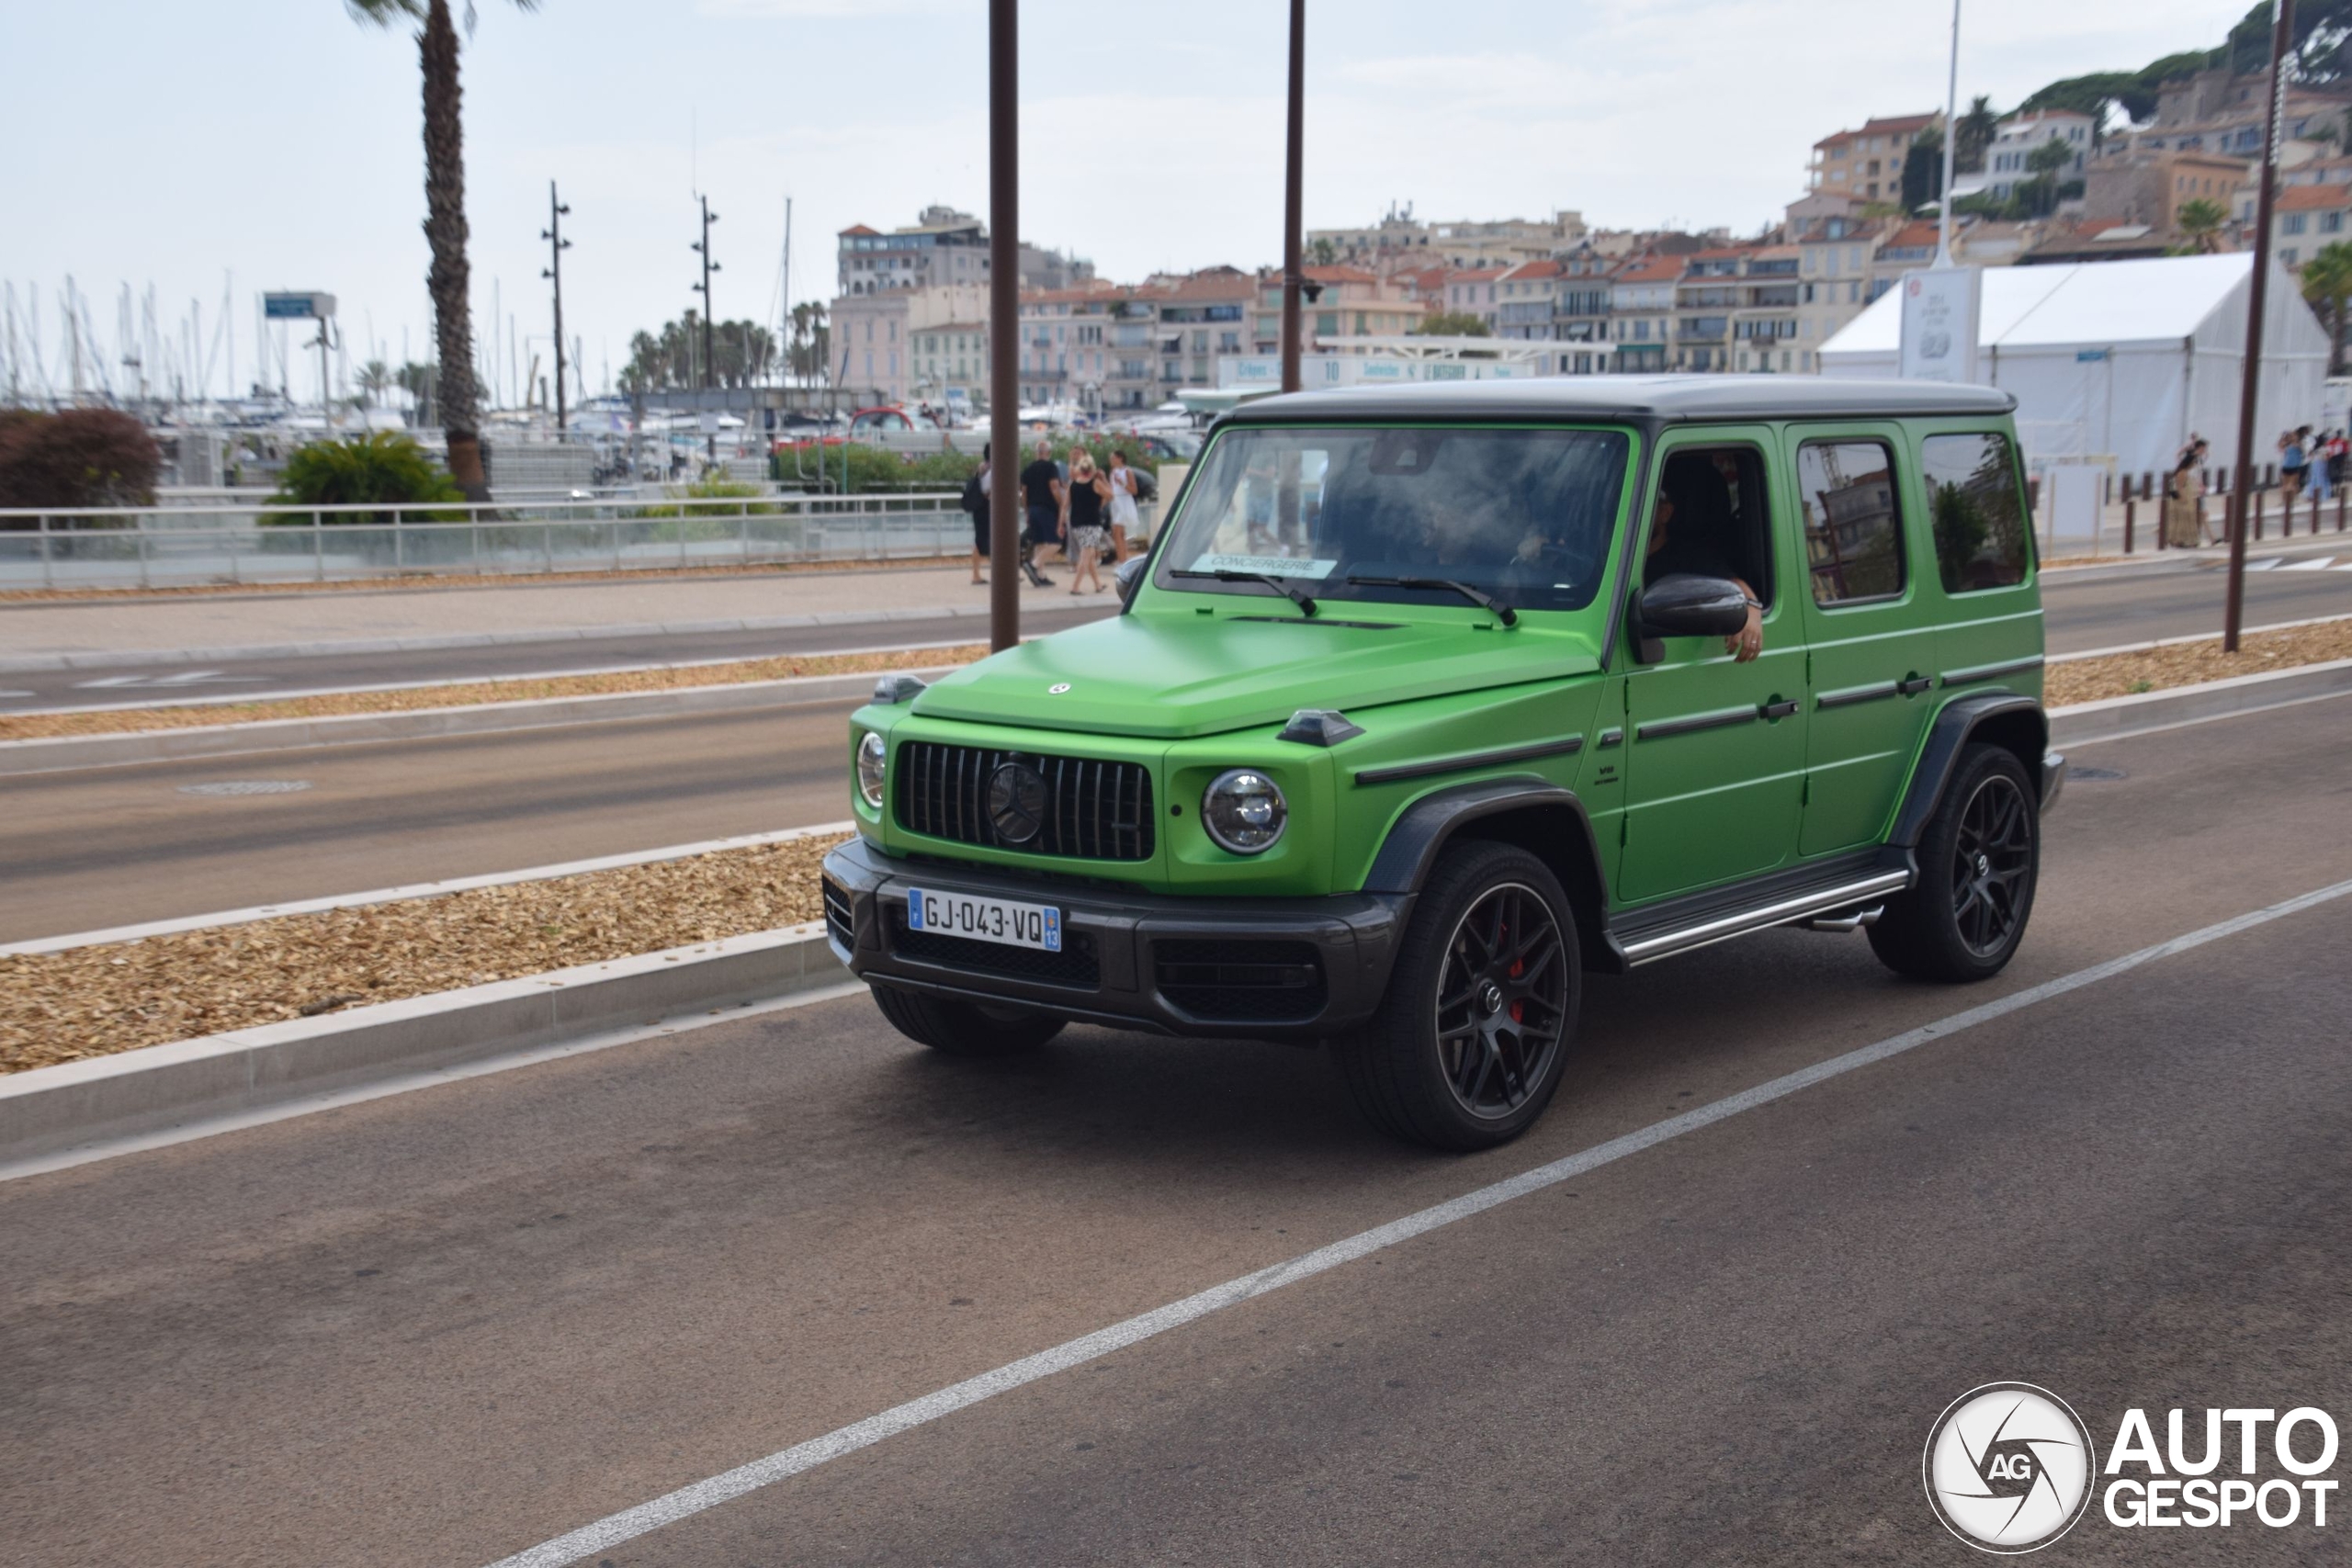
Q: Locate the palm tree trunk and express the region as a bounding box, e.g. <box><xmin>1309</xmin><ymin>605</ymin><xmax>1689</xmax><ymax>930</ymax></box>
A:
<box><xmin>419</xmin><ymin>0</ymin><xmax>489</xmax><ymax>502</ymax></box>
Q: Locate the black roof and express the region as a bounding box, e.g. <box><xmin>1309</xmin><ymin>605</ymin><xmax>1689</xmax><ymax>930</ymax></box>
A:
<box><xmin>1218</xmin><ymin>375</ymin><xmax>2016</xmax><ymax>426</ymax></box>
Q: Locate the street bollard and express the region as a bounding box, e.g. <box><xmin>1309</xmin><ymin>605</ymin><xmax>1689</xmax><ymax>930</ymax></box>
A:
<box><xmin>2124</xmin><ymin>497</ymin><xmax>2135</xmax><ymax>553</ymax></box>
<box><xmin>2339</xmin><ymin>486</ymin><xmax>2346</xmax><ymax>532</ymax></box>
<box><xmin>2312</xmin><ymin>489</ymin><xmax>2322</xmax><ymax>537</ymax></box>
<box><xmin>2255</xmin><ymin>487</ymin><xmax>2265</xmax><ymax>540</ymax></box>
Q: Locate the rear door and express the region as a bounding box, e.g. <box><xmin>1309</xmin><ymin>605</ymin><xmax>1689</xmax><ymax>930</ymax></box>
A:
<box><xmin>1789</xmin><ymin>423</ymin><xmax>1940</xmax><ymax>858</ymax></box>
<box><xmin>1619</xmin><ymin>427</ymin><xmax>1808</xmax><ymax>903</ymax></box>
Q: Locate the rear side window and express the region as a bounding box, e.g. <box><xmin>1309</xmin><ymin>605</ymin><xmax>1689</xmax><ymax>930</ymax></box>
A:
<box><xmin>1921</xmin><ymin>433</ymin><xmax>2031</xmax><ymax>592</ymax></box>
<box><xmin>1796</xmin><ymin>439</ymin><xmax>1905</xmax><ymax>604</ymax></box>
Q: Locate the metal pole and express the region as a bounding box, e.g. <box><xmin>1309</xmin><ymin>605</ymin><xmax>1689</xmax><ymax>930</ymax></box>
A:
<box><xmin>1279</xmin><ymin>0</ymin><xmax>1306</xmax><ymax>394</ymax></box>
<box><xmin>543</xmin><ymin>181</ymin><xmax>572</xmax><ymax>441</ymax></box>
<box><xmin>1937</xmin><ymin>0</ymin><xmax>1961</xmax><ymax>266</ymax></box>
<box><xmin>987</xmin><ymin>0</ymin><xmax>1020</xmax><ymax>652</ymax></box>
<box><xmin>2227</xmin><ymin>0</ymin><xmax>2294</xmax><ymax>654</ymax></box>
<box><xmin>693</xmin><ymin>195</ymin><xmax>721</xmax><ymax>467</ymax></box>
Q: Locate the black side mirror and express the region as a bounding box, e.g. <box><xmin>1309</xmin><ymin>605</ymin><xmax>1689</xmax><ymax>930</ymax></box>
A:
<box><xmin>1114</xmin><ymin>554</ymin><xmax>1148</xmax><ymax>606</ymax></box>
<box><xmin>1636</xmin><ymin>572</ymin><xmax>1749</xmax><ymax>640</ymax></box>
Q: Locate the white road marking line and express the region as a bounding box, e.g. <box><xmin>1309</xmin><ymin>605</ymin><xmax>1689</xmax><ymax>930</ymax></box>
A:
<box><xmin>480</xmin><ymin>873</ymin><xmax>2352</xmax><ymax>1568</ymax></box>
<box><xmin>2246</xmin><ymin>558</ymin><xmax>2284</xmax><ymax>570</ymax></box>
<box><xmin>2278</xmin><ymin>557</ymin><xmax>2336</xmax><ymax>570</ymax></box>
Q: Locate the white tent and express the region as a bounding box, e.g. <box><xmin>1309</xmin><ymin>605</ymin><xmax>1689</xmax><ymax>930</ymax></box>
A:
<box><xmin>1817</xmin><ymin>254</ymin><xmax>2331</xmax><ymax>479</ymax></box>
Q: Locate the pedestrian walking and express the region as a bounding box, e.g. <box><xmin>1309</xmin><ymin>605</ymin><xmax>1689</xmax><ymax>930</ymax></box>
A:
<box><xmin>2280</xmin><ymin>429</ymin><xmax>2308</xmax><ymax>502</ymax></box>
<box><xmin>1021</xmin><ymin>440</ymin><xmax>1066</xmax><ymax>572</ymax></box>
<box><xmin>1107</xmin><ymin>449</ymin><xmax>1142</xmax><ymax>561</ymax></box>
<box><xmin>962</xmin><ymin>445</ymin><xmax>992</xmax><ymax>585</ymax></box>
<box><xmin>2163</xmin><ymin>445</ymin><xmax>2207</xmax><ymax>549</ymax></box>
<box><xmin>1063</xmin><ymin>452</ymin><xmax>1113</xmax><ymax>595</ymax></box>
<box><xmin>2313</xmin><ymin>431</ymin><xmax>2336</xmax><ymax>504</ymax></box>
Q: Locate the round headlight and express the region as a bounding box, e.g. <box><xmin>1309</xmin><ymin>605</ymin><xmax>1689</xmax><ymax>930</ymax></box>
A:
<box><xmin>1202</xmin><ymin>768</ymin><xmax>1287</xmax><ymax>854</ymax></box>
<box><xmin>855</xmin><ymin>730</ymin><xmax>887</xmax><ymax>809</ymax></box>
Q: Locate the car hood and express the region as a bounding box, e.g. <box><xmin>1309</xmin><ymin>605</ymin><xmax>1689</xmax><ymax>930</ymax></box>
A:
<box><xmin>910</xmin><ymin>610</ymin><xmax>1600</xmax><ymax>739</ymax></box>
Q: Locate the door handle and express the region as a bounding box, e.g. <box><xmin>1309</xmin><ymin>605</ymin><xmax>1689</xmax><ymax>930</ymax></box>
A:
<box><xmin>1759</xmin><ymin>698</ymin><xmax>1798</xmax><ymax>719</ymax></box>
<box><xmin>1897</xmin><ymin>675</ymin><xmax>1934</xmax><ymax>695</ymax></box>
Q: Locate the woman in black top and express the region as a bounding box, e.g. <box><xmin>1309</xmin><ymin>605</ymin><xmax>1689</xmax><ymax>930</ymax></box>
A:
<box><xmin>1063</xmin><ymin>452</ymin><xmax>1112</xmax><ymax>594</ymax></box>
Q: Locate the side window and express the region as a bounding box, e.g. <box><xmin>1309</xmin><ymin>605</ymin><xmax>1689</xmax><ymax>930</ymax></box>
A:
<box><xmin>1645</xmin><ymin>446</ymin><xmax>1775</xmax><ymax>606</ymax></box>
<box><xmin>1920</xmin><ymin>433</ymin><xmax>2031</xmax><ymax>592</ymax></box>
<box><xmin>1796</xmin><ymin>439</ymin><xmax>1905</xmax><ymax>605</ymax></box>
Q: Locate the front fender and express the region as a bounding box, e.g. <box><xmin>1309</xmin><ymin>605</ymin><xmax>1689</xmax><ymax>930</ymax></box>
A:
<box><xmin>1890</xmin><ymin>694</ymin><xmax>2051</xmax><ymax>848</ymax></box>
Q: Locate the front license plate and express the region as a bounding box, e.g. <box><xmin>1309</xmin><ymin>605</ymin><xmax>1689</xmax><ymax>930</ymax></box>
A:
<box><xmin>904</xmin><ymin>887</ymin><xmax>1062</xmax><ymax>952</ymax></box>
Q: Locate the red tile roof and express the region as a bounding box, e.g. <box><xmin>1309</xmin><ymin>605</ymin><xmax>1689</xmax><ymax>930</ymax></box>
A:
<box><xmin>1815</xmin><ymin>112</ymin><xmax>1939</xmax><ymax>149</ymax></box>
<box><xmin>2277</xmin><ymin>183</ymin><xmax>2352</xmax><ymax>212</ymax></box>
<box><xmin>1498</xmin><ymin>259</ymin><xmax>1567</xmax><ymax>280</ymax></box>
<box><xmin>1445</xmin><ymin>265</ymin><xmax>1507</xmax><ymax>283</ymax></box>
<box><xmin>838</xmin><ymin>223</ymin><xmax>880</xmax><ymax>237</ymax></box>
<box><xmin>1304</xmin><ymin>265</ymin><xmax>1378</xmax><ymax>284</ymax></box>
<box><xmin>1611</xmin><ymin>256</ymin><xmax>1687</xmax><ymax>284</ymax></box>
<box><xmin>1881</xmin><ymin>220</ymin><xmax>1940</xmax><ymax>250</ymax></box>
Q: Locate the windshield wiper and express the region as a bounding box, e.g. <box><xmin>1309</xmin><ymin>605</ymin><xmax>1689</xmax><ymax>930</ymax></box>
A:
<box><xmin>1344</xmin><ymin>574</ymin><xmax>1519</xmax><ymax>627</ymax></box>
<box><xmin>1170</xmin><ymin>568</ymin><xmax>1317</xmax><ymax>616</ymax></box>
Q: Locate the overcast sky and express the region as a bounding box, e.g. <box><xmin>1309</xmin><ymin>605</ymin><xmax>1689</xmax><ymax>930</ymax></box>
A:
<box><xmin>5</xmin><ymin>0</ymin><xmax>2243</xmax><ymax>400</ymax></box>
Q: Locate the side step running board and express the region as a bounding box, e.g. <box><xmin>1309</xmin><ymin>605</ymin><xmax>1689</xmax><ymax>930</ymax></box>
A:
<box><xmin>1617</xmin><ymin>870</ymin><xmax>1912</xmax><ymax>966</ymax></box>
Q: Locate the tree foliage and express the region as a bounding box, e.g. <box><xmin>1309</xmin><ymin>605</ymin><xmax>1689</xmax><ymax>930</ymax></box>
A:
<box><xmin>267</xmin><ymin>430</ymin><xmax>461</xmax><ymax>521</ymax></box>
<box><xmin>2300</xmin><ymin>242</ymin><xmax>2352</xmax><ymax>376</ymax></box>
<box><xmin>619</xmin><ymin>312</ymin><xmax>779</xmax><ymax>391</ymax></box>
<box><xmin>1412</xmin><ymin>310</ymin><xmax>1492</xmax><ymax>337</ymax></box>
<box><xmin>1902</xmin><ymin>128</ymin><xmax>1945</xmax><ymax>214</ymax></box>
<box><xmin>1954</xmin><ymin>96</ymin><xmax>1999</xmax><ymax>175</ymax></box>
<box><xmin>0</xmin><ymin>408</ymin><xmax>161</xmax><ymax>509</ymax></box>
<box><xmin>2176</xmin><ymin>198</ymin><xmax>2229</xmax><ymax>254</ymax></box>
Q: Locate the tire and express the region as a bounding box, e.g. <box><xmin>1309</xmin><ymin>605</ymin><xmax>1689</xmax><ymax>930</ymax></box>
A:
<box><xmin>1870</xmin><ymin>743</ymin><xmax>2041</xmax><ymax>983</ymax></box>
<box><xmin>1335</xmin><ymin>841</ymin><xmax>1582</xmax><ymax>1151</ymax></box>
<box><xmin>870</xmin><ymin>984</ymin><xmax>1066</xmax><ymax>1055</ymax></box>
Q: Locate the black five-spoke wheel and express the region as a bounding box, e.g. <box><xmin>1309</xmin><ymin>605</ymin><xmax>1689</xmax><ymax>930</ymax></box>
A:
<box><xmin>1951</xmin><ymin>772</ymin><xmax>2033</xmax><ymax>957</ymax></box>
<box><xmin>1338</xmin><ymin>841</ymin><xmax>1583</xmax><ymax>1150</ymax></box>
<box><xmin>1871</xmin><ymin>742</ymin><xmax>2041</xmax><ymax>982</ymax></box>
<box><xmin>1435</xmin><ymin>883</ymin><xmax>1570</xmax><ymax>1119</ymax></box>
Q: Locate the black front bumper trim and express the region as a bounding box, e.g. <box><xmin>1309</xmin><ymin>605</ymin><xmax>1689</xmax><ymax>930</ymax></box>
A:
<box><xmin>820</xmin><ymin>836</ymin><xmax>1408</xmax><ymax>1038</ymax></box>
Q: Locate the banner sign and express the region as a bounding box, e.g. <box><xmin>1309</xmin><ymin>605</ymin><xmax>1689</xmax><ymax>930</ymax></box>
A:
<box><xmin>1897</xmin><ymin>267</ymin><xmax>1980</xmax><ymax>383</ymax></box>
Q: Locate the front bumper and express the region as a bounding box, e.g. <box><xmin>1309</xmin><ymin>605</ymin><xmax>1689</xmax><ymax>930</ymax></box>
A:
<box><xmin>821</xmin><ymin>836</ymin><xmax>1408</xmax><ymax>1038</ymax></box>
<box><xmin>2041</xmin><ymin>750</ymin><xmax>2066</xmax><ymax>816</ymax></box>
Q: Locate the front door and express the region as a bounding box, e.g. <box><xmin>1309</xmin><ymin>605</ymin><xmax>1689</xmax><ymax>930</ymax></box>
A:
<box><xmin>1619</xmin><ymin>431</ymin><xmax>1808</xmax><ymax>904</ymax></box>
<box><xmin>1788</xmin><ymin>425</ymin><xmax>1941</xmax><ymax>856</ymax></box>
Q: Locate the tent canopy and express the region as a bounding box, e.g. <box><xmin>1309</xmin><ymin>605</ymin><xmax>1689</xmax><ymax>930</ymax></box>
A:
<box><xmin>1819</xmin><ymin>254</ymin><xmax>2331</xmax><ymax>478</ymax></box>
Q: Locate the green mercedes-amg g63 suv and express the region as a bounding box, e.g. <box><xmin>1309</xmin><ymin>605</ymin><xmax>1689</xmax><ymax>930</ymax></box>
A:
<box><xmin>822</xmin><ymin>378</ymin><xmax>2061</xmax><ymax>1150</ymax></box>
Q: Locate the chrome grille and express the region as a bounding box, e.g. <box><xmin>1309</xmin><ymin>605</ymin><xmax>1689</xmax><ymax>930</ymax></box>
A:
<box><xmin>895</xmin><ymin>741</ymin><xmax>1154</xmax><ymax>862</ymax></box>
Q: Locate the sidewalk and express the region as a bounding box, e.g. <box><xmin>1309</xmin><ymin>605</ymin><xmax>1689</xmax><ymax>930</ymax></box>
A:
<box><xmin>0</xmin><ymin>564</ymin><xmax>1077</xmax><ymax>663</ymax></box>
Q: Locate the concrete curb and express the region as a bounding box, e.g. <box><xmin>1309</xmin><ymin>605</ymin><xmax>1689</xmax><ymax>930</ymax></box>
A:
<box><xmin>0</xmin><ymin>665</ymin><xmax>956</xmax><ymax>776</ymax></box>
<box><xmin>0</xmin><ymin>604</ymin><xmax>1001</xmax><ymax>674</ymax></box>
<box><xmin>2048</xmin><ymin>655</ymin><xmax>2352</xmax><ymax>743</ymax></box>
<box><xmin>0</xmin><ymin>924</ymin><xmax>849</xmax><ymax>1169</ymax></box>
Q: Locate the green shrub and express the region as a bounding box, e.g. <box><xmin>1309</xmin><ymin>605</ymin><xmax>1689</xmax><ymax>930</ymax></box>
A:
<box><xmin>267</xmin><ymin>431</ymin><xmax>462</xmax><ymax>523</ymax></box>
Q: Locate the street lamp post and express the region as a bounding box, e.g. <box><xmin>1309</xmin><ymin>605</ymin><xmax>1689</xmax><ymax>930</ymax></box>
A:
<box><xmin>541</xmin><ymin>180</ymin><xmax>572</xmax><ymax>440</ymax></box>
<box><xmin>692</xmin><ymin>194</ymin><xmax>721</xmax><ymax>464</ymax></box>
<box><xmin>1279</xmin><ymin>0</ymin><xmax>1306</xmax><ymax>395</ymax></box>
<box><xmin>988</xmin><ymin>0</ymin><xmax>1020</xmax><ymax>652</ymax></box>
<box><xmin>2226</xmin><ymin>0</ymin><xmax>2295</xmax><ymax>653</ymax></box>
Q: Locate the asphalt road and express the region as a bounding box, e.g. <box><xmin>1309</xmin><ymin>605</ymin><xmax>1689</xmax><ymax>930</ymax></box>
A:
<box><xmin>2</xmin><ymin>548</ymin><xmax>2347</xmax><ymax>711</ymax></box>
<box><xmin>2039</xmin><ymin>544</ymin><xmax>2352</xmax><ymax>653</ymax></box>
<box><xmin>0</xmin><ymin>600</ymin><xmax>1117</xmax><ymax>714</ymax></box>
<box><xmin>4</xmin><ymin>699</ymin><xmax>2346</xmax><ymax>1565</ymax></box>
<box><xmin>0</xmin><ymin>700</ymin><xmax>858</xmax><ymax>941</ymax></box>
<box><xmin>10</xmin><ymin>549</ymin><xmax>2352</xmax><ymax>942</ymax></box>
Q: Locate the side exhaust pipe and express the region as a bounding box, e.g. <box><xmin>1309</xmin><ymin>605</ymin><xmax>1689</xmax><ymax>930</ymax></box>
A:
<box><xmin>1797</xmin><ymin>905</ymin><xmax>1884</xmax><ymax>934</ymax></box>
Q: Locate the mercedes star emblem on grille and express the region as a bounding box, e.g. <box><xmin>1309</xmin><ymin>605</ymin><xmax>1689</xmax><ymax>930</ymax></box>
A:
<box><xmin>987</xmin><ymin>760</ymin><xmax>1049</xmax><ymax>844</ymax></box>
<box><xmin>1049</xmin><ymin>682</ymin><xmax>1071</xmax><ymax>694</ymax></box>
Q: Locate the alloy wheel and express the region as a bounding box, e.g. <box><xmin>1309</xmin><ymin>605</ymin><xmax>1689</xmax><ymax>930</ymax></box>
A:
<box><xmin>1434</xmin><ymin>882</ymin><xmax>1569</xmax><ymax>1120</ymax></box>
<box><xmin>1951</xmin><ymin>774</ymin><xmax>2034</xmax><ymax>957</ymax></box>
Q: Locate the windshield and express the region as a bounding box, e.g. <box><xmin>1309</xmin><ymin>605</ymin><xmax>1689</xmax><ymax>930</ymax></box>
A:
<box><xmin>1151</xmin><ymin>426</ymin><xmax>1630</xmax><ymax>614</ymax></box>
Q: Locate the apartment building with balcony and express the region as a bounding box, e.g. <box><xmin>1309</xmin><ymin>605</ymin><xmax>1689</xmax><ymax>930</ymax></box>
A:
<box><xmin>2271</xmin><ymin>183</ymin><xmax>2352</xmax><ymax>270</ymax></box>
<box><xmin>2111</xmin><ymin>63</ymin><xmax>2352</xmax><ymax>164</ymax></box>
<box><xmin>1246</xmin><ymin>265</ymin><xmax>1430</xmax><ymax>355</ymax></box>
<box><xmin>1671</xmin><ymin>248</ymin><xmax>1754</xmax><ymax>371</ymax></box>
<box><xmin>837</xmin><ymin>207</ymin><xmax>1090</xmax><ymax>299</ymax></box>
<box><xmin>910</xmin><ymin>320</ymin><xmax>989</xmax><ymax>408</ymax></box>
<box><xmin>1729</xmin><ymin>245</ymin><xmax>1802</xmax><ymax>373</ymax></box>
<box><xmin>1984</xmin><ymin>110</ymin><xmax>2094</xmax><ymax>199</ymax></box>
<box><xmin>832</xmin><ymin>284</ymin><xmax>989</xmax><ymax>404</ymax></box>
<box><xmin>1441</xmin><ymin>265</ymin><xmax>1507</xmax><ymax>331</ymax></box>
<box><xmin>1607</xmin><ymin>254</ymin><xmax>1680</xmax><ymax>372</ymax></box>
<box><xmin>1017</xmin><ymin>281</ymin><xmax>1125</xmax><ymax>413</ymax></box>
<box><xmin>1156</xmin><ymin>267</ymin><xmax>1256</xmax><ymax>391</ymax></box>
<box><xmin>1808</xmin><ymin>112</ymin><xmax>1940</xmax><ymax>205</ymax></box>
<box><xmin>1493</xmin><ymin>260</ymin><xmax>1566</xmax><ymax>342</ymax></box>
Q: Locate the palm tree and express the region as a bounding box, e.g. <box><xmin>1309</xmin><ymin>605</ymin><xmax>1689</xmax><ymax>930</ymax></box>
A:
<box><xmin>2176</xmin><ymin>197</ymin><xmax>2228</xmax><ymax>255</ymax></box>
<box><xmin>1955</xmin><ymin>96</ymin><xmax>1999</xmax><ymax>175</ymax></box>
<box><xmin>2301</xmin><ymin>243</ymin><xmax>2352</xmax><ymax>377</ymax></box>
<box><xmin>347</xmin><ymin>0</ymin><xmax>540</xmax><ymax>501</ymax></box>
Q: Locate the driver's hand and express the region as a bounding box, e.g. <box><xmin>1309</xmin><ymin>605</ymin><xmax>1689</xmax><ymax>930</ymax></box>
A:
<box><xmin>1725</xmin><ymin>604</ymin><xmax>1763</xmax><ymax>663</ymax></box>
